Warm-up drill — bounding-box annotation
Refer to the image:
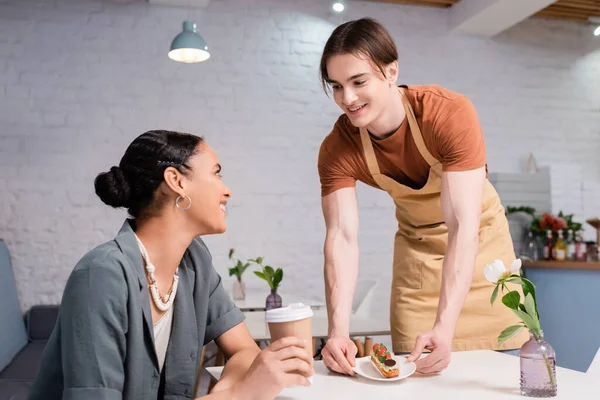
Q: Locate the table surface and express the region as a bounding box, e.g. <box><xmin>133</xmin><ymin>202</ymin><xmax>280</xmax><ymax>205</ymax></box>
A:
<box><xmin>242</xmin><ymin>310</ymin><xmax>391</xmax><ymax>341</ymax></box>
<box><xmin>206</xmin><ymin>350</ymin><xmax>598</xmax><ymax>399</ymax></box>
<box><xmin>233</xmin><ymin>294</ymin><xmax>326</xmax><ymax>311</ymax></box>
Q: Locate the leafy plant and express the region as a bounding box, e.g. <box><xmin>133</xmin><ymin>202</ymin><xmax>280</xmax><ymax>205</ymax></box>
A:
<box><xmin>251</xmin><ymin>256</ymin><xmax>283</xmax><ymax>291</ymax></box>
<box><xmin>506</xmin><ymin>206</ymin><xmax>583</xmax><ymax>239</ymax></box>
<box><xmin>485</xmin><ymin>259</ymin><xmax>555</xmax><ymax>389</ymax></box>
<box><xmin>506</xmin><ymin>206</ymin><xmax>536</xmax><ymax>217</ymax></box>
<box><xmin>228</xmin><ymin>248</ymin><xmax>250</xmax><ymax>282</ymax></box>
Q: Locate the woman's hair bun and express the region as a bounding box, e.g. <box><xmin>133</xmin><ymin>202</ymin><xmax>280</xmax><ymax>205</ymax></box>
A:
<box><xmin>94</xmin><ymin>166</ymin><xmax>131</xmax><ymax>208</ymax></box>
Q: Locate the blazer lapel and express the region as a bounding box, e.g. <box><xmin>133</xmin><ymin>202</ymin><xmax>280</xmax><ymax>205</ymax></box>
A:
<box><xmin>164</xmin><ymin>260</ymin><xmax>198</xmax><ymax>397</ymax></box>
<box><xmin>114</xmin><ymin>219</ymin><xmax>158</xmax><ymax>370</ymax></box>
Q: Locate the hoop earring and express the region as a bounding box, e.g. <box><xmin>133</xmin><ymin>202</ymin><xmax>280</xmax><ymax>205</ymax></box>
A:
<box><xmin>175</xmin><ymin>195</ymin><xmax>192</xmax><ymax>211</ymax></box>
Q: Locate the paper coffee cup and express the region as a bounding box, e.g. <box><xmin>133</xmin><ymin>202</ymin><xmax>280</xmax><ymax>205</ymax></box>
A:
<box><xmin>265</xmin><ymin>303</ymin><xmax>314</xmax><ymax>382</ymax></box>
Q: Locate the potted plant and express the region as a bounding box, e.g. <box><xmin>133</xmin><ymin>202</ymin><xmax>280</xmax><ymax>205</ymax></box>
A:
<box><xmin>251</xmin><ymin>256</ymin><xmax>283</xmax><ymax>310</ymax></box>
<box><xmin>228</xmin><ymin>248</ymin><xmax>250</xmax><ymax>300</ymax></box>
<box><xmin>485</xmin><ymin>258</ymin><xmax>557</xmax><ymax>397</ymax></box>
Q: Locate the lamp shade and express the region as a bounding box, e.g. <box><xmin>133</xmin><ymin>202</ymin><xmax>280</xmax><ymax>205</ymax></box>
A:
<box><xmin>168</xmin><ymin>21</ymin><xmax>210</xmax><ymax>63</ymax></box>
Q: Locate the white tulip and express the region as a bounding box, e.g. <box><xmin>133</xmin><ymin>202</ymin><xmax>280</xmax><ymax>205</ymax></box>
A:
<box><xmin>510</xmin><ymin>258</ymin><xmax>522</xmax><ymax>274</ymax></box>
<box><xmin>484</xmin><ymin>259</ymin><xmax>506</xmax><ymax>283</ymax></box>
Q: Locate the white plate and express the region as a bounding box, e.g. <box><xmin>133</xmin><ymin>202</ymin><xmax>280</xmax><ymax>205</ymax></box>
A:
<box><xmin>352</xmin><ymin>355</ymin><xmax>416</xmax><ymax>382</ymax></box>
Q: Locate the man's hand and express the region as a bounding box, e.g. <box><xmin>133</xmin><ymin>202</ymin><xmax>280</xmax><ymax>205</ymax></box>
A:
<box><xmin>321</xmin><ymin>335</ymin><xmax>357</xmax><ymax>376</ymax></box>
<box><xmin>406</xmin><ymin>326</ymin><xmax>453</xmax><ymax>374</ymax></box>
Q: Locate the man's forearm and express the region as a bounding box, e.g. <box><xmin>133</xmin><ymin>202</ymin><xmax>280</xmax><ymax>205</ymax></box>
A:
<box><xmin>209</xmin><ymin>347</ymin><xmax>260</xmax><ymax>393</ymax></box>
<box><xmin>435</xmin><ymin>226</ymin><xmax>479</xmax><ymax>333</ymax></box>
<box><xmin>324</xmin><ymin>236</ymin><xmax>359</xmax><ymax>337</ymax></box>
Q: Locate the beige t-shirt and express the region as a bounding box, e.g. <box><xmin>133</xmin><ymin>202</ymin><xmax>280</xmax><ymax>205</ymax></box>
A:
<box><xmin>318</xmin><ymin>85</ymin><xmax>487</xmax><ymax>197</ymax></box>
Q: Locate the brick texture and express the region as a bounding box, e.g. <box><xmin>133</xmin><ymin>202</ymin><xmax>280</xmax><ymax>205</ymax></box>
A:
<box><xmin>0</xmin><ymin>0</ymin><xmax>599</xmax><ymax>313</ymax></box>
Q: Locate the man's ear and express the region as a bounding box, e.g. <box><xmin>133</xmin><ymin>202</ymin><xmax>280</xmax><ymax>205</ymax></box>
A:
<box><xmin>163</xmin><ymin>167</ymin><xmax>185</xmax><ymax>197</ymax></box>
<box><xmin>386</xmin><ymin>60</ymin><xmax>399</xmax><ymax>85</ymax></box>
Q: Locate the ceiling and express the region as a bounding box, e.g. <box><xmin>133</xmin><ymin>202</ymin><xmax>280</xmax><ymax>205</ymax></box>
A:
<box><xmin>364</xmin><ymin>0</ymin><xmax>600</xmax><ymax>22</ymax></box>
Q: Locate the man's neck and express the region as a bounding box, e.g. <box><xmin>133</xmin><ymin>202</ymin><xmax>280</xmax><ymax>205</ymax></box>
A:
<box><xmin>365</xmin><ymin>87</ymin><xmax>406</xmax><ymax>139</ymax></box>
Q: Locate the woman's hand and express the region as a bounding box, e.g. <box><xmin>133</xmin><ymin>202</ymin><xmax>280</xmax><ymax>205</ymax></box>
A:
<box><xmin>230</xmin><ymin>336</ymin><xmax>314</xmax><ymax>400</ymax></box>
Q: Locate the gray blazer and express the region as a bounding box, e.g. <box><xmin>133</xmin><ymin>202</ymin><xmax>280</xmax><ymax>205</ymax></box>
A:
<box><xmin>28</xmin><ymin>220</ymin><xmax>244</xmax><ymax>400</ymax></box>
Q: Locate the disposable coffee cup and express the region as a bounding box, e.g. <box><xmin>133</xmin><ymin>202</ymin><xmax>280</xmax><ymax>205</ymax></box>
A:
<box><xmin>265</xmin><ymin>303</ymin><xmax>314</xmax><ymax>383</ymax></box>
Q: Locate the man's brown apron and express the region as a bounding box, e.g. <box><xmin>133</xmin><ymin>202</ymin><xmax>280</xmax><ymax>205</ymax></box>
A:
<box><xmin>359</xmin><ymin>88</ymin><xmax>528</xmax><ymax>352</ymax></box>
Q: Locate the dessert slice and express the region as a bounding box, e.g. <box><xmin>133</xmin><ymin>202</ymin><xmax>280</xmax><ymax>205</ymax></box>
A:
<box><xmin>370</xmin><ymin>343</ymin><xmax>399</xmax><ymax>378</ymax></box>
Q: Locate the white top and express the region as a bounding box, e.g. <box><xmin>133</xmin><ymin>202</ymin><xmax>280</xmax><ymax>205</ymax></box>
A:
<box><xmin>206</xmin><ymin>350</ymin><xmax>598</xmax><ymax>399</ymax></box>
<box><xmin>153</xmin><ymin>305</ymin><xmax>174</xmax><ymax>372</ymax></box>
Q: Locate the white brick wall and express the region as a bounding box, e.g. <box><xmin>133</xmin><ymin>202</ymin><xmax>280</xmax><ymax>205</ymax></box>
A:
<box><xmin>1</xmin><ymin>0</ymin><xmax>599</xmax><ymax>313</ymax></box>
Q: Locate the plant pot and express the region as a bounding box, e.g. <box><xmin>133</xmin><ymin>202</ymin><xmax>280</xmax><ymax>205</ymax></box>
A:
<box><xmin>265</xmin><ymin>289</ymin><xmax>282</xmax><ymax>310</ymax></box>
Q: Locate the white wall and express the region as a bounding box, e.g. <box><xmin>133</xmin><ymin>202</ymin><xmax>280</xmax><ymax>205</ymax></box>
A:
<box><xmin>0</xmin><ymin>0</ymin><xmax>599</xmax><ymax>311</ymax></box>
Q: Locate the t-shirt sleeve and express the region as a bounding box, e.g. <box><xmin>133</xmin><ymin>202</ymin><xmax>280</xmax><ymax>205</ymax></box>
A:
<box><xmin>196</xmin><ymin>239</ymin><xmax>245</xmax><ymax>344</ymax></box>
<box><xmin>433</xmin><ymin>95</ymin><xmax>486</xmax><ymax>172</ymax></box>
<box><xmin>318</xmin><ymin>135</ymin><xmax>357</xmax><ymax>197</ymax></box>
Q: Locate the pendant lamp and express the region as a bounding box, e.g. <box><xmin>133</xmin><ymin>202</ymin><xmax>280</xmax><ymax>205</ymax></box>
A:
<box><xmin>168</xmin><ymin>21</ymin><xmax>210</xmax><ymax>63</ymax></box>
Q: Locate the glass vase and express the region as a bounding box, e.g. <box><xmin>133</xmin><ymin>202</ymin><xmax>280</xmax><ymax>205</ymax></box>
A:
<box><xmin>265</xmin><ymin>289</ymin><xmax>282</xmax><ymax>310</ymax></box>
<box><xmin>520</xmin><ymin>330</ymin><xmax>557</xmax><ymax>397</ymax></box>
<box><xmin>232</xmin><ymin>278</ymin><xmax>246</xmax><ymax>300</ymax></box>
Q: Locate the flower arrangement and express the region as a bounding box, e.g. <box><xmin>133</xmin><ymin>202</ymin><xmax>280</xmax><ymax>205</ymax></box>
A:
<box><xmin>251</xmin><ymin>256</ymin><xmax>283</xmax><ymax>291</ymax></box>
<box><xmin>228</xmin><ymin>248</ymin><xmax>251</xmax><ymax>299</ymax></box>
<box><xmin>228</xmin><ymin>248</ymin><xmax>251</xmax><ymax>282</ymax></box>
<box><xmin>485</xmin><ymin>258</ymin><xmax>556</xmax><ymax>390</ymax></box>
<box><xmin>507</xmin><ymin>207</ymin><xmax>582</xmax><ymax>239</ymax></box>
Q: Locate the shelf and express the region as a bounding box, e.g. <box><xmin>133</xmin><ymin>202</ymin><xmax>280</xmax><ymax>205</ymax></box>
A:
<box><xmin>522</xmin><ymin>260</ymin><xmax>600</xmax><ymax>271</ymax></box>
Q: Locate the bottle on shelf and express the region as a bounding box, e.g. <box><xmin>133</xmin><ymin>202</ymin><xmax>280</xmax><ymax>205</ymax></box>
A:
<box><xmin>554</xmin><ymin>230</ymin><xmax>566</xmax><ymax>261</ymax></box>
<box><xmin>575</xmin><ymin>232</ymin><xmax>587</xmax><ymax>261</ymax></box>
<box><xmin>566</xmin><ymin>229</ymin><xmax>576</xmax><ymax>261</ymax></box>
<box><xmin>543</xmin><ymin>229</ymin><xmax>554</xmax><ymax>261</ymax></box>
<box><xmin>523</xmin><ymin>230</ymin><xmax>540</xmax><ymax>261</ymax></box>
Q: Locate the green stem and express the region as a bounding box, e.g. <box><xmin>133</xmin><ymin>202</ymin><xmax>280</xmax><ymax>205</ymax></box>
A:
<box><xmin>541</xmin><ymin>350</ymin><xmax>556</xmax><ymax>389</ymax></box>
<box><xmin>534</xmin><ymin>332</ymin><xmax>556</xmax><ymax>390</ymax></box>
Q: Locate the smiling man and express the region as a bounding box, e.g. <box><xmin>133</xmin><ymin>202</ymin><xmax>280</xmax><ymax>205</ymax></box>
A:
<box><xmin>316</xmin><ymin>18</ymin><xmax>527</xmax><ymax>376</ymax></box>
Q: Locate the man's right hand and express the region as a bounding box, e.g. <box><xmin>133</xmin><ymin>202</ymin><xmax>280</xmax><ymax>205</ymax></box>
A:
<box><xmin>321</xmin><ymin>335</ymin><xmax>357</xmax><ymax>376</ymax></box>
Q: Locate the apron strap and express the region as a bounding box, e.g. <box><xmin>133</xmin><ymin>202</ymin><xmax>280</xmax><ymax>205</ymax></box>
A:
<box><xmin>399</xmin><ymin>88</ymin><xmax>441</xmax><ymax>170</ymax></box>
<box><xmin>359</xmin><ymin>87</ymin><xmax>443</xmax><ymax>178</ymax></box>
<box><xmin>359</xmin><ymin>127</ymin><xmax>381</xmax><ymax>175</ymax></box>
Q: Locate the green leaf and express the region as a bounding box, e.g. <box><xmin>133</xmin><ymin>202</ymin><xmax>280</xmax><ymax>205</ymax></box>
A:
<box><xmin>265</xmin><ymin>266</ymin><xmax>275</xmax><ymax>278</ymax></box>
<box><xmin>254</xmin><ymin>271</ymin><xmax>267</xmax><ymax>281</ymax></box>
<box><xmin>490</xmin><ymin>285</ymin><xmax>499</xmax><ymax>306</ymax></box>
<box><xmin>239</xmin><ymin>263</ymin><xmax>250</xmax><ymax>275</ymax></box>
<box><xmin>273</xmin><ymin>268</ymin><xmax>283</xmax><ymax>289</ymax></box>
<box><xmin>497</xmin><ymin>324</ymin><xmax>524</xmax><ymax>346</ymax></box>
<box><xmin>501</xmin><ymin>291</ymin><xmax>520</xmax><ymax>310</ymax></box>
<box><xmin>521</xmin><ymin>278</ymin><xmax>537</xmax><ymax>302</ymax></box>
<box><xmin>228</xmin><ymin>268</ymin><xmax>237</xmax><ymax>277</ymax></box>
<box><xmin>236</xmin><ymin>260</ymin><xmax>243</xmax><ymax>269</ymax></box>
<box><xmin>513</xmin><ymin>309</ymin><xmax>540</xmax><ymax>333</ymax></box>
<box><xmin>524</xmin><ymin>293</ymin><xmax>538</xmax><ymax>321</ymax></box>
<box><xmin>228</xmin><ymin>248</ymin><xmax>234</xmax><ymax>259</ymax></box>
<box><xmin>505</xmin><ymin>277</ymin><xmax>522</xmax><ymax>284</ymax></box>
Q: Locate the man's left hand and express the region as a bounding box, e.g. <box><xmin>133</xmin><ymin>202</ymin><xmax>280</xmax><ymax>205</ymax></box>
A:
<box><xmin>405</xmin><ymin>326</ymin><xmax>453</xmax><ymax>374</ymax></box>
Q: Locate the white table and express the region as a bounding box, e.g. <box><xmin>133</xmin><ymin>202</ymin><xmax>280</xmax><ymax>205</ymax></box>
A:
<box><xmin>242</xmin><ymin>310</ymin><xmax>390</xmax><ymax>341</ymax></box>
<box><xmin>233</xmin><ymin>294</ymin><xmax>325</xmax><ymax>312</ymax></box>
<box><xmin>206</xmin><ymin>350</ymin><xmax>598</xmax><ymax>399</ymax></box>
